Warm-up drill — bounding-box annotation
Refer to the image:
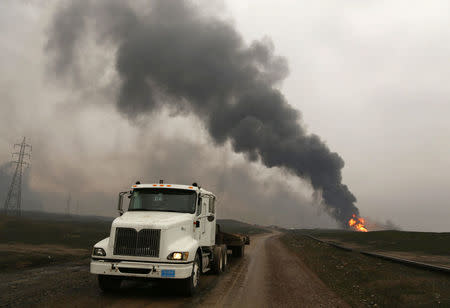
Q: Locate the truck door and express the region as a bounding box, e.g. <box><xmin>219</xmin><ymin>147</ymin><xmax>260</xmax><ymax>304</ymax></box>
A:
<box><xmin>195</xmin><ymin>195</ymin><xmax>203</xmax><ymax>241</ymax></box>
<box><xmin>208</xmin><ymin>197</ymin><xmax>216</xmax><ymax>243</ymax></box>
<box><xmin>200</xmin><ymin>197</ymin><xmax>208</xmax><ymax>244</ymax></box>
<box><xmin>198</xmin><ymin>195</ymin><xmax>215</xmax><ymax>247</ymax></box>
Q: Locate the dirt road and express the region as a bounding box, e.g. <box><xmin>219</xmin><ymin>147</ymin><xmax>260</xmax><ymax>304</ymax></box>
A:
<box><xmin>0</xmin><ymin>232</ymin><xmax>347</xmax><ymax>308</ymax></box>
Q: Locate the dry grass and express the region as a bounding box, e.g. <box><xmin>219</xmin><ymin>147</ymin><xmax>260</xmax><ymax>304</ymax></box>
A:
<box><xmin>282</xmin><ymin>231</ymin><xmax>450</xmax><ymax>307</ymax></box>
<box><xmin>217</xmin><ymin>219</ymin><xmax>269</xmax><ymax>235</ymax></box>
<box><xmin>305</xmin><ymin>229</ymin><xmax>450</xmax><ymax>255</ymax></box>
<box><xmin>0</xmin><ymin>214</ymin><xmax>110</xmax><ymax>271</ymax></box>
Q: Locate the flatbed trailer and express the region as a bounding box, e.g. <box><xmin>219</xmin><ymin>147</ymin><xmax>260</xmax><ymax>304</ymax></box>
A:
<box><xmin>216</xmin><ymin>225</ymin><xmax>250</xmax><ymax>258</ymax></box>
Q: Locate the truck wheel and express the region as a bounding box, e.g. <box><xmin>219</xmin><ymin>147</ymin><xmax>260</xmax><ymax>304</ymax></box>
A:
<box><xmin>221</xmin><ymin>244</ymin><xmax>228</xmax><ymax>272</ymax></box>
<box><xmin>183</xmin><ymin>253</ymin><xmax>201</xmax><ymax>296</ymax></box>
<box><xmin>211</xmin><ymin>245</ymin><xmax>223</xmax><ymax>274</ymax></box>
<box><xmin>98</xmin><ymin>275</ymin><xmax>121</xmax><ymax>292</ymax></box>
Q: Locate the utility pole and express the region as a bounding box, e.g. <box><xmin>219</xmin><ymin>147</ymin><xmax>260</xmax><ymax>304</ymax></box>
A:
<box><xmin>3</xmin><ymin>137</ymin><xmax>32</xmax><ymax>216</ymax></box>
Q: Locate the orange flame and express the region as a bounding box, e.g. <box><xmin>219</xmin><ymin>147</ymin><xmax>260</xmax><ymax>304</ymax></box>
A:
<box><xmin>348</xmin><ymin>214</ymin><xmax>368</xmax><ymax>232</ymax></box>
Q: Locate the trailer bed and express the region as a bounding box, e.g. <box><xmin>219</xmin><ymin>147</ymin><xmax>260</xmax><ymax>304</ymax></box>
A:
<box><xmin>216</xmin><ymin>225</ymin><xmax>249</xmax><ymax>257</ymax></box>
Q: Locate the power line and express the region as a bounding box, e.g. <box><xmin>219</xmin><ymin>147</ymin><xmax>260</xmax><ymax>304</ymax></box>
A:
<box><xmin>3</xmin><ymin>137</ymin><xmax>32</xmax><ymax>216</ymax></box>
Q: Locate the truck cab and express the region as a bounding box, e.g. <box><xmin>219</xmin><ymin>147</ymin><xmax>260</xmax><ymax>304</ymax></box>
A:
<box><xmin>90</xmin><ymin>182</ymin><xmax>228</xmax><ymax>296</ymax></box>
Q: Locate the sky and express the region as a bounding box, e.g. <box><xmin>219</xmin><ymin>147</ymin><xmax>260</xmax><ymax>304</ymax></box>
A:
<box><xmin>0</xmin><ymin>0</ymin><xmax>449</xmax><ymax>231</ymax></box>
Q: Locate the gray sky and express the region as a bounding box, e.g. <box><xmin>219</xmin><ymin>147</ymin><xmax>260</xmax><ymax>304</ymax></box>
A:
<box><xmin>0</xmin><ymin>0</ymin><xmax>449</xmax><ymax>231</ymax></box>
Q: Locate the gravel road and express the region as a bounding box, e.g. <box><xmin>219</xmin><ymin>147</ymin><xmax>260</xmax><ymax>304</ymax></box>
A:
<box><xmin>0</xmin><ymin>232</ymin><xmax>347</xmax><ymax>308</ymax></box>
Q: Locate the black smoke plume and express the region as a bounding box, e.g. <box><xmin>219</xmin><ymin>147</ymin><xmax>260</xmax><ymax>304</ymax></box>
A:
<box><xmin>47</xmin><ymin>0</ymin><xmax>359</xmax><ymax>226</ymax></box>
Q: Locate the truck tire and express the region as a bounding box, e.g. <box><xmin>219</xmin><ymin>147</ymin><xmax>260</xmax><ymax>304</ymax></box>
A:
<box><xmin>183</xmin><ymin>253</ymin><xmax>201</xmax><ymax>296</ymax></box>
<box><xmin>211</xmin><ymin>245</ymin><xmax>223</xmax><ymax>274</ymax></box>
<box><xmin>98</xmin><ymin>275</ymin><xmax>121</xmax><ymax>292</ymax></box>
<box><xmin>221</xmin><ymin>244</ymin><xmax>228</xmax><ymax>272</ymax></box>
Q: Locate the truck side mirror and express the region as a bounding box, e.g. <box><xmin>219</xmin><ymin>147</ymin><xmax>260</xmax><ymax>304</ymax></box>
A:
<box><xmin>207</xmin><ymin>214</ymin><xmax>215</xmax><ymax>222</ymax></box>
<box><xmin>118</xmin><ymin>191</ymin><xmax>129</xmax><ymax>216</ymax></box>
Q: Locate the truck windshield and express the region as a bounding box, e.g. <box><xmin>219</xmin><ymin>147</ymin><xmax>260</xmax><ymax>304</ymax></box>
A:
<box><xmin>128</xmin><ymin>189</ymin><xmax>196</xmax><ymax>213</ymax></box>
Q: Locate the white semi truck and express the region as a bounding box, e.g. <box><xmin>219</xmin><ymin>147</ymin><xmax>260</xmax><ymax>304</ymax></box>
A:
<box><xmin>90</xmin><ymin>182</ymin><xmax>249</xmax><ymax>296</ymax></box>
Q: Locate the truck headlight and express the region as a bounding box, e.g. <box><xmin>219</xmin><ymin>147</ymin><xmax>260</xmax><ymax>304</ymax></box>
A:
<box><xmin>167</xmin><ymin>252</ymin><xmax>189</xmax><ymax>261</ymax></box>
<box><xmin>92</xmin><ymin>248</ymin><xmax>106</xmax><ymax>257</ymax></box>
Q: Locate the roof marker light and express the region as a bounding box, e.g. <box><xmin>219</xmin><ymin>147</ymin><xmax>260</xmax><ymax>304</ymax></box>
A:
<box><xmin>153</xmin><ymin>184</ymin><xmax>157</xmax><ymax>187</ymax></box>
<box><xmin>167</xmin><ymin>185</ymin><xmax>172</xmax><ymax>187</ymax></box>
<box><xmin>189</xmin><ymin>186</ymin><xmax>193</xmax><ymax>189</ymax></box>
<box><xmin>160</xmin><ymin>184</ymin><xmax>164</xmax><ymax>187</ymax></box>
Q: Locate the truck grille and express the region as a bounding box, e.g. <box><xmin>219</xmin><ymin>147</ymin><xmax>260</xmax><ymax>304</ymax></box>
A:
<box><xmin>114</xmin><ymin>228</ymin><xmax>161</xmax><ymax>257</ymax></box>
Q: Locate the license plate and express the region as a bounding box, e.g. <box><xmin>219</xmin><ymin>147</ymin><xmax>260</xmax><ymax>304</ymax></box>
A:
<box><xmin>161</xmin><ymin>269</ymin><xmax>175</xmax><ymax>278</ymax></box>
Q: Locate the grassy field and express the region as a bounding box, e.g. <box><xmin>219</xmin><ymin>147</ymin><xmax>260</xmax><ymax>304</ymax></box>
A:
<box><xmin>0</xmin><ymin>213</ymin><xmax>112</xmax><ymax>271</ymax></box>
<box><xmin>302</xmin><ymin>229</ymin><xmax>450</xmax><ymax>255</ymax></box>
<box><xmin>0</xmin><ymin>214</ymin><xmax>112</xmax><ymax>248</ymax></box>
<box><xmin>0</xmin><ymin>213</ymin><xmax>266</xmax><ymax>272</ymax></box>
<box><xmin>217</xmin><ymin>219</ymin><xmax>269</xmax><ymax>235</ymax></box>
<box><xmin>282</xmin><ymin>230</ymin><xmax>450</xmax><ymax>307</ymax></box>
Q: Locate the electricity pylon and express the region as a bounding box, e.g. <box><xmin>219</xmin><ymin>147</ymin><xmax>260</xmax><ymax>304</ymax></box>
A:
<box><xmin>3</xmin><ymin>137</ymin><xmax>32</xmax><ymax>216</ymax></box>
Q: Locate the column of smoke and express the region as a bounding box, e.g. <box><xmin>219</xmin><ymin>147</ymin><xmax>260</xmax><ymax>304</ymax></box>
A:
<box><xmin>47</xmin><ymin>0</ymin><xmax>360</xmax><ymax>227</ymax></box>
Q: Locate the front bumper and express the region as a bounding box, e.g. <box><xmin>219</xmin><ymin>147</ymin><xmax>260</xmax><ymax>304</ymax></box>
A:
<box><xmin>90</xmin><ymin>259</ymin><xmax>193</xmax><ymax>279</ymax></box>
